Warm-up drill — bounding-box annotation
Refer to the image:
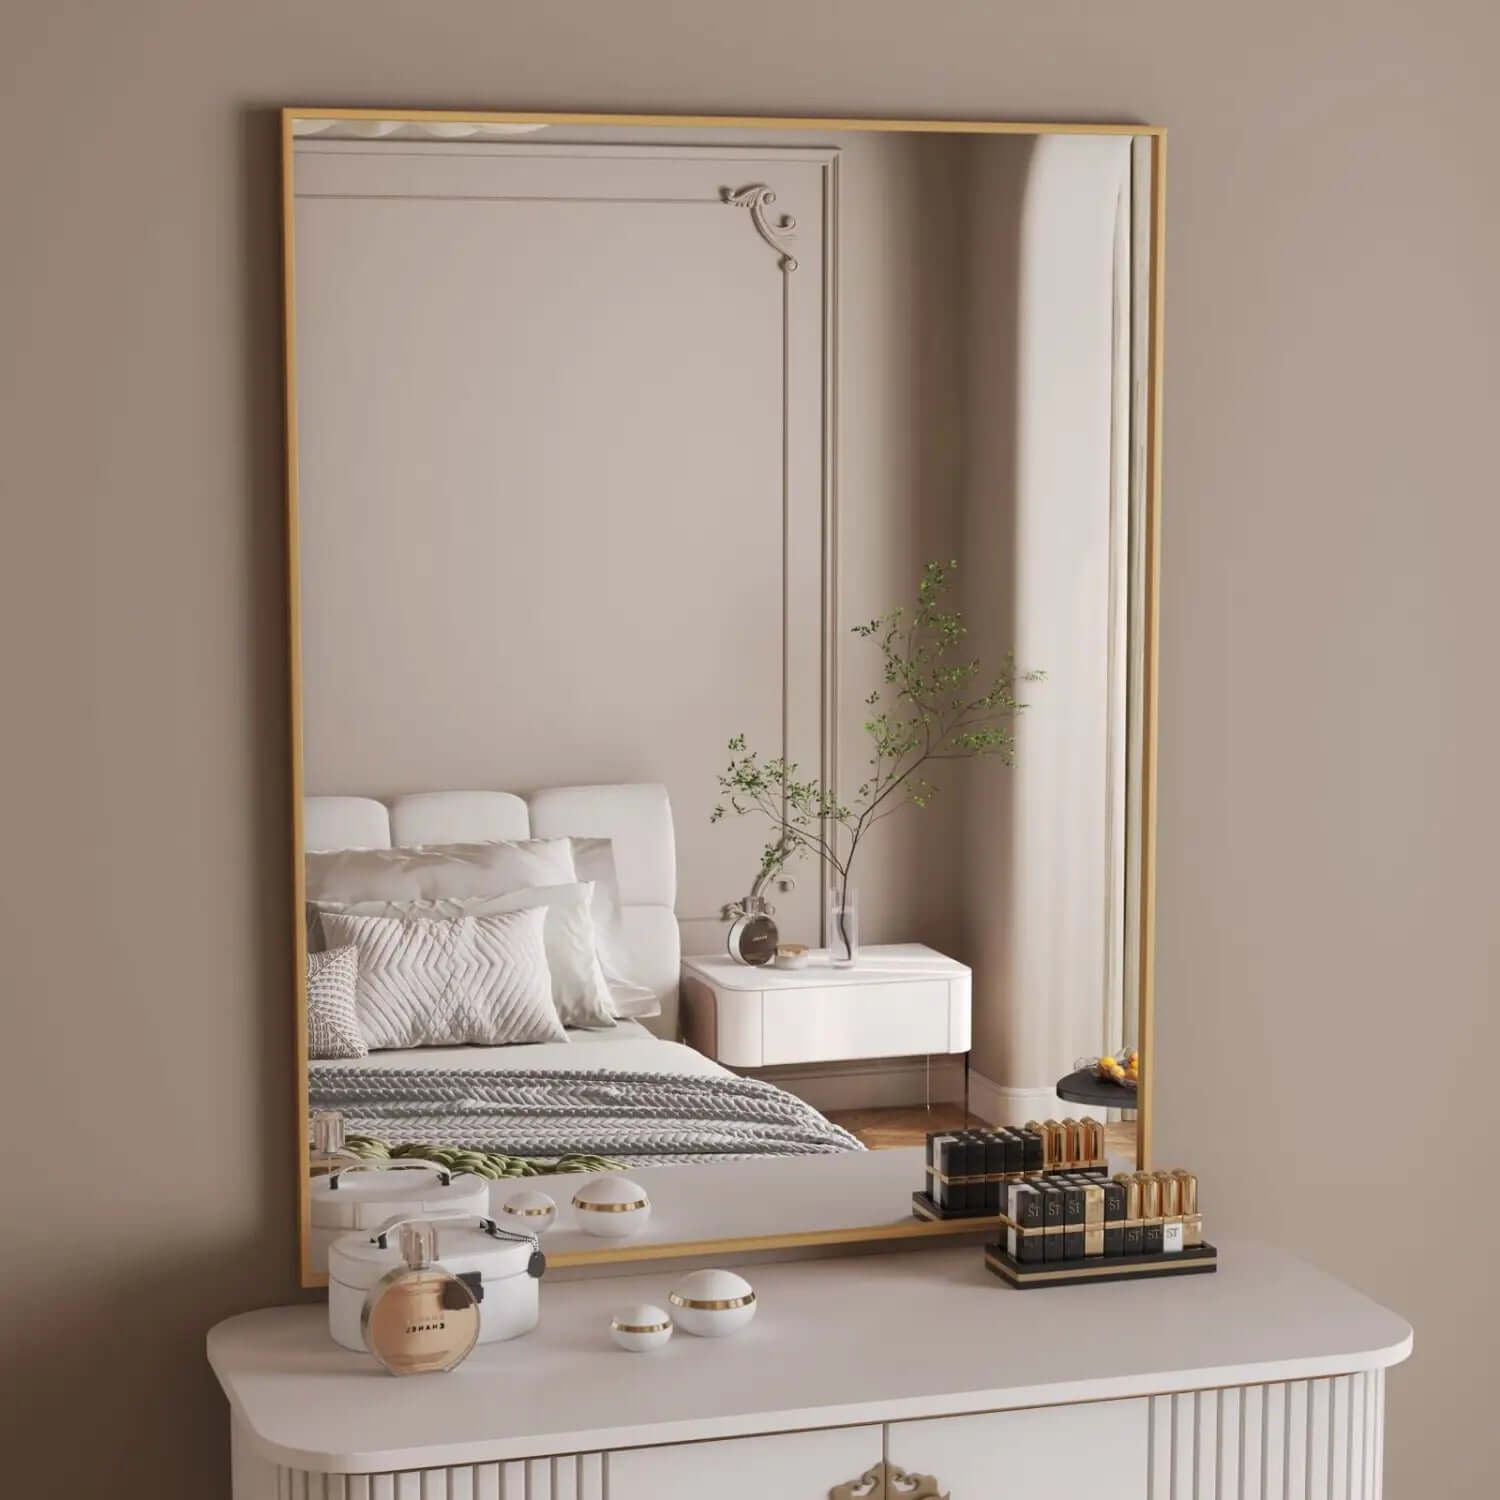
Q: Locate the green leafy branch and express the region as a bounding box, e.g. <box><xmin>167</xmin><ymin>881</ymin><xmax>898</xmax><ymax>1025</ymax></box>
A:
<box><xmin>711</xmin><ymin>560</ymin><xmax>1042</xmax><ymax>933</ymax></box>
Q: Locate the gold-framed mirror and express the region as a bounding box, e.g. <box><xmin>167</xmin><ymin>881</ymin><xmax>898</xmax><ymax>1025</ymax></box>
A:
<box><xmin>282</xmin><ymin>108</ymin><xmax>1165</xmax><ymax>1287</ymax></box>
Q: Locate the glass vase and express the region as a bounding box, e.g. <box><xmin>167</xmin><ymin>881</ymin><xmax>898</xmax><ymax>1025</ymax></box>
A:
<box><xmin>826</xmin><ymin>885</ymin><xmax>860</xmax><ymax>968</ymax></box>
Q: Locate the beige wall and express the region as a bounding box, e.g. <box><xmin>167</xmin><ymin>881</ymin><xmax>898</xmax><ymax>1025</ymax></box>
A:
<box><xmin>2</xmin><ymin>3</ymin><xmax>1495</xmax><ymax>1496</ymax></box>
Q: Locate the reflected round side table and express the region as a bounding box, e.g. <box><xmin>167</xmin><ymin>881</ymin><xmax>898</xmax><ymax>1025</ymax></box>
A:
<box><xmin>1054</xmin><ymin>1067</ymin><xmax>1138</xmax><ymax>1113</ymax></box>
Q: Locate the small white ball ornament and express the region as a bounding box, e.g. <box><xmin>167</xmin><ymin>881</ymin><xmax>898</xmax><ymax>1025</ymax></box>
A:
<box><xmin>500</xmin><ymin>1188</ymin><xmax>557</xmax><ymax>1233</ymax></box>
<box><xmin>609</xmin><ymin>1303</ymin><xmax>674</xmax><ymax>1352</ymax></box>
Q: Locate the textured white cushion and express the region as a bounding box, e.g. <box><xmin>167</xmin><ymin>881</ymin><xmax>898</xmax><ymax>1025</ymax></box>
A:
<box><xmin>304</xmin><ymin>797</ymin><xmax>393</xmax><ymax>852</ymax></box>
<box><xmin>312</xmin><ymin>883</ymin><xmax>615</xmax><ymax>1031</ymax></box>
<box><xmin>389</xmin><ymin>790</ymin><xmax>531</xmax><ymax>846</ymax></box>
<box><xmin>320</xmin><ymin>906</ymin><xmax>565</xmax><ymax>1049</ymax></box>
<box><xmin>307</xmin><ymin>945</ymin><xmax>367</xmax><ymax>1059</ymax></box>
<box><xmin>617</xmin><ymin>905</ymin><xmax>681</xmax><ymax>1014</ymax></box>
<box><xmin>530</xmin><ymin>784</ymin><xmax>675</xmax><ymax>907</ymax></box>
<box><xmin>306</xmin><ymin>838</ymin><xmax>577</xmax><ymax>904</ymax></box>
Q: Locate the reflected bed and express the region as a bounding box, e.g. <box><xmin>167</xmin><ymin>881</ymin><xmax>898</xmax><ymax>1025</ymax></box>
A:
<box><xmin>308</xmin><ymin>1023</ymin><xmax>861</xmax><ymax>1165</ymax></box>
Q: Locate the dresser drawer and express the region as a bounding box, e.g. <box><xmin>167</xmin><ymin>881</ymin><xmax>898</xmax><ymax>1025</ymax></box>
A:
<box><xmin>607</xmin><ymin>1424</ymin><xmax>881</xmax><ymax>1500</ymax></box>
<box><xmin>887</xmin><ymin>1398</ymin><xmax>1149</xmax><ymax>1499</ymax></box>
<box><xmin>761</xmin><ymin>980</ymin><xmax>952</xmax><ymax>1064</ymax></box>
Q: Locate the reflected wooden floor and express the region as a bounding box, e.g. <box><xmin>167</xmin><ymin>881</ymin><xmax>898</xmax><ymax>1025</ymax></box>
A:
<box><xmin>826</xmin><ymin>1105</ymin><xmax>1138</xmax><ymax>1160</ymax></box>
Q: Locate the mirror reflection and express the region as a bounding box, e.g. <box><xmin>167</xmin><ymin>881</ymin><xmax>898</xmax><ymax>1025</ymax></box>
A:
<box><xmin>289</xmin><ymin>116</ymin><xmax>1158</xmax><ymax>1274</ymax></box>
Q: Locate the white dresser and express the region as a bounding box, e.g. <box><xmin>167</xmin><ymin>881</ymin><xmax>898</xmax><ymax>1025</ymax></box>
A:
<box><xmin>680</xmin><ymin>944</ymin><xmax>971</xmax><ymax>1069</ymax></box>
<box><xmin>210</xmin><ymin>1241</ymin><xmax>1410</xmax><ymax>1499</ymax></box>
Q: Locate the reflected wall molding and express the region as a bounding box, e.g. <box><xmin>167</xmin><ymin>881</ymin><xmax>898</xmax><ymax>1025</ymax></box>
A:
<box><xmin>723</xmin><ymin>183</ymin><xmax>800</xmax><ymax>272</ymax></box>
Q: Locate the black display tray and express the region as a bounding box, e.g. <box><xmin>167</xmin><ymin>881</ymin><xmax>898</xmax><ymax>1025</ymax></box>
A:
<box><xmin>912</xmin><ymin>1190</ymin><xmax>1002</xmax><ymax>1222</ymax></box>
<box><xmin>983</xmin><ymin>1241</ymin><xmax>1218</xmax><ymax>1288</ymax></box>
<box><xmin>912</xmin><ymin>1176</ymin><xmax>1109</xmax><ymax>1225</ymax></box>
<box><xmin>914</xmin><ymin>1190</ymin><xmax>1217</xmax><ymax>1287</ymax></box>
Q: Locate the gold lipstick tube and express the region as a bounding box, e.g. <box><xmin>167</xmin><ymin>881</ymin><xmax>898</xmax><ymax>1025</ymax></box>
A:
<box><xmin>1157</xmin><ymin>1172</ymin><xmax>1181</xmax><ymax>1216</ymax></box>
<box><xmin>1041</xmin><ymin>1120</ymin><xmax>1064</xmax><ymax>1171</ymax></box>
<box><xmin>1173</xmin><ymin>1170</ymin><xmax>1202</xmax><ymax>1246</ymax></box>
<box><xmin>1140</xmin><ymin>1173</ymin><xmax>1163</xmax><ymax>1253</ymax></box>
<box><xmin>1081</xmin><ymin>1181</ymin><xmax>1105</xmax><ymax>1257</ymax></box>
<box><xmin>1117</xmin><ymin>1174</ymin><xmax>1143</xmax><ymax>1255</ymax></box>
<box><xmin>1061</xmin><ymin>1118</ymin><xmax>1081</xmax><ymax>1168</ymax></box>
<box><xmin>1156</xmin><ymin>1172</ymin><xmax>1184</xmax><ymax>1253</ymax></box>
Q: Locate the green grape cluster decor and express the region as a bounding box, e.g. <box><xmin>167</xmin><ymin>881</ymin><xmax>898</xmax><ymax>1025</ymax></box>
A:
<box><xmin>713</xmin><ymin>560</ymin><xmax>1038</xmax><ymax>961</ymax></box>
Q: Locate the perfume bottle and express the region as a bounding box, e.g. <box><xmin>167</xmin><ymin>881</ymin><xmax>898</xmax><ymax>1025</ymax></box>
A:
<box><xmin>308</xmin><ymin>1110</ymin><xmax>359</xmax><ymax>1177</ymax></box>
<box><xmin>361</xmin><ymin>1221</ymin><xmax>481</xmax><ymax>1376</ymax></box>
<box><xmin>724</xmin><ymin>886</ymin><xmax>779</xmax><ymax>965</ymax></box>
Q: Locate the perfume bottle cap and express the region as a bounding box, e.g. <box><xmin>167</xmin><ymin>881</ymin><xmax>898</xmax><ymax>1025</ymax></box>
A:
<box><xmin>398</xmin><ymin>1220</ymin><xmax>440</xmax><ymax>1270</ymax></box>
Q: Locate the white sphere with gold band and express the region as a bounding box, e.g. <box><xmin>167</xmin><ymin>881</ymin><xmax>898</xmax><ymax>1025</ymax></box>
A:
<box><xmin>499</xmin><ymin>1188</ymin><xmax>557</xmax><ymax>1234</ymax></box>
<box><xmin>668</xmin><ymin>1268</ymin><xmax>757</xmax><ymax>1337</ymax></box>
<box><xmin>609</xmin><ymin>1303</ymin><xmax>674</xmax><ymax>1352</ymax></box>
<box><xmin>571</xmin><ymin>1175</ymin><xmax>652</xmax><ymax>1239</ymax></box>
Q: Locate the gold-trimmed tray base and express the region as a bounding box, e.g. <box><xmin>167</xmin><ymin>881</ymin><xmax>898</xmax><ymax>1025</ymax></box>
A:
<box><xmin>983</xmin><ymin>1241</ymin><xmax>1218</xmax><ymax>1288</ymax></box>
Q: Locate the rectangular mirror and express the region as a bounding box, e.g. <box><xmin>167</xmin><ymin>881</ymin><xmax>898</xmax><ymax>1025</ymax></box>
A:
<box><xmin>283</xmin><ymin>110</ymin><xmax>1164</xmax><ymax>1285</ymax></box>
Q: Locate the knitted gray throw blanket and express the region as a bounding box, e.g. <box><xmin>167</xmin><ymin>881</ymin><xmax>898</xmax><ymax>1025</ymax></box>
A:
<box><xmin>308</xmin><ymin>1064</ymin><xmax>863</xmax><ymax>1165</ymax></box>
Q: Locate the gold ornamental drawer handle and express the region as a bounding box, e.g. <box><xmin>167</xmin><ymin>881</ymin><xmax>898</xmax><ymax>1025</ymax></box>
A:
<box><xmin>829</xmin><ymin>1461</ymin><xmax>949</xmax><ymax>1500</ymax></box>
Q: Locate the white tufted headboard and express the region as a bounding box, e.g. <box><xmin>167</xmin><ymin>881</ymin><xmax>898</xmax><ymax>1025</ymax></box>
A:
<box><xmin>302</xmin><ymin>783</ymin><xmax>681</xmax><ymax>1039</ymax></box>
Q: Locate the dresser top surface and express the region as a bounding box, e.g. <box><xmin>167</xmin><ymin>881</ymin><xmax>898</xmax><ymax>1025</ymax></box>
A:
<box><xmin>210</xmin><ymin>1237</ymin><xmax>1411</xmax><ymax>1473</ymax></box>
<box><xmin>682</xmin><ymin>942</ymin><xmax>969</xmax><ymax>990</ymax></box>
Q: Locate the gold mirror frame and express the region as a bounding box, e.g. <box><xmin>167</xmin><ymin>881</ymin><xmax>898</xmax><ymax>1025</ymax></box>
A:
<box><xmin>281</xmin><ymin>108</ymin><xmax>1166</xmax><ymax>1288</ymax></box>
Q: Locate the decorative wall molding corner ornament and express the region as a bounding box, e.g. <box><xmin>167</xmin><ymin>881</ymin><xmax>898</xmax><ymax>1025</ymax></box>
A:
<box><xmin>829</xmin><ymin>1461</ymin><xmax>949</xmax><ymax>1500</ymax></box>
<box><xmin>723</xmin><ymin>184</ymin><xmax>799</xmax><ymax>271</ymax></box>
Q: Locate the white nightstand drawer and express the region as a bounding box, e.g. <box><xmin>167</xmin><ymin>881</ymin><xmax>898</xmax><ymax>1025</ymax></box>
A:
<box><xmin>761</xmin><ymin>980</ymin><xmax>951</xmax><ymax>1064</ymax></box>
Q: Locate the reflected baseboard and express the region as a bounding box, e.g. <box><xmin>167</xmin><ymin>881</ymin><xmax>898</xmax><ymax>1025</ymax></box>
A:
<box><xmin>967</xmin><ymin>1072</ymin><xmax>1086</xmax><ymax>1128</ymax></box>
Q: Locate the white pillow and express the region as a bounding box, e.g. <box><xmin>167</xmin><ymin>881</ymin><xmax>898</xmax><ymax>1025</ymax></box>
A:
<box><xmin>563</xmin><ymin>839</ymin><xmax>665</xmax><ymax>1019</ymax></box>
<box><xmin>307</xmin><ymin>944</ymin><xmax>367</xmax><ymax>1059</ymax></box>
<box><xmin>320</xmin><ymin>906</ymin><xmax>565</xmax><ymax>1049</ymax></box>
<box><xmin>306</xmin><ymin>837</ymin><xmax>578</xmax><ymax>904</ymax></box>
<box><xmin>567</xmin><ymin>838</ymin><xmax>632</xmax><ymax>979</ymax></box>
<box><xmin>312</xmin><ymin>883</ymin><xmax>615</xmax><ymax>1031</ymax></box>
<box><xmin>606</xmin><ymin>979</ymin><xmax>663</xmax><ymax>1021</ymax></box>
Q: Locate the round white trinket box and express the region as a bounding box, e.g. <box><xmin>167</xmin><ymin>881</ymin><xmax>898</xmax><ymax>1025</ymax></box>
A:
<box><xmin>500</xmin><ymin>1188</ymin><xmax>557</xmax><ymax>1233</ymax></box>
<box><xmin>610</xmin><ymin>1303</ymin><xmax>674</xmax><ymax>1352</ymax></box>
<box><xmin>572</xmin><ymin>1175</ymin><xmax>652</xmax><ymax>1239</ymax></box>
<box><xmin>667</xmin><ymin>1268</ymin><xmax>757</xmax><ymax>1337</ymax></box>
<box><xmin>308</xmin><ymin>1161</ymin><xmax>491</xmax><ymax>1275</ymax></box>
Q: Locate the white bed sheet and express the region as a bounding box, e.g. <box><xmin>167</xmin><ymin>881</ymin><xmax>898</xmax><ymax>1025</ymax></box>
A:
<box><xmin>311</xmin><ymin>1021</ymin><xmax>730</xmax><ymax>1080</ymax></box>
